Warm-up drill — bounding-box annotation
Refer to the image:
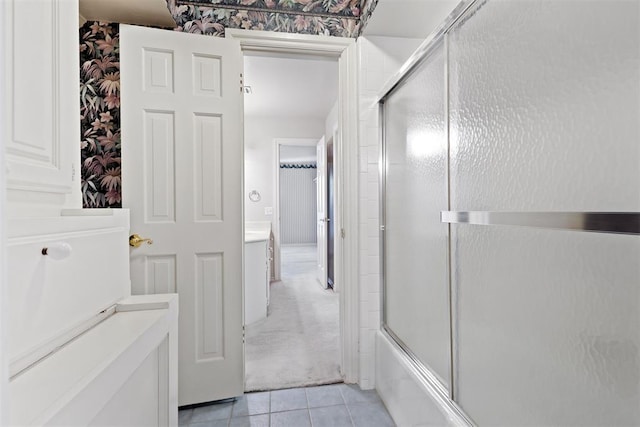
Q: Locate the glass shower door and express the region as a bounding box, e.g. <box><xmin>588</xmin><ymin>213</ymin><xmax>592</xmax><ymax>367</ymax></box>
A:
<box><xmin>381</xmin><ymin>40</ymin><xmax>451</xmax><ymax>391</ymax></box>
<box><xmin>447</xmin><ymin>1</ymin><xmax>640</xmax><ymax>424</ymax></box>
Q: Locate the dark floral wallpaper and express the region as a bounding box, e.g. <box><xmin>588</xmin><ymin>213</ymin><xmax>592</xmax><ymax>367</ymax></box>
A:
<box><xmin>178</xmin><ymin>0</ymin><xmax>361</xmax><ymax>17</ymax></box>
<box><xmin>358</xmin><ymin>0</ymin><xmax>379</xmax><ymax>34</ymax></box>
<box><xmin>80</xmin><ymin>22</ymin><xmax>121</xmax><ymax>208</ymax></box>
<box><xmin>168</xmin><ymin>0</ymin><xmax>361</xmax><ymax>37</ymax></box>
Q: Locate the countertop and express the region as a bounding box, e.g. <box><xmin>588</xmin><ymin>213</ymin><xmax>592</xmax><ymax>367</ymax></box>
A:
<box><xmin>245</xmin><ymin>221</ymin><xmax>271</xmax><ymax>243</ymax></box>
<box><xmin>245</xmin><ymin>229</ymin><xmax>270</xmax><ymax>243</ymax></box>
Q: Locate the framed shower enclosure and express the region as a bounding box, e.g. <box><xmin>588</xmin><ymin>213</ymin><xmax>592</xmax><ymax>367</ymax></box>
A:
<box><xmin>378</xmin><ymin>34</ymin><xmax>453</xmax><ymax>398</ymax></box>
<box><xmin>377</xmin><ymin>1</ymin><xmax>640</xmax><ymax>425</ymax></box>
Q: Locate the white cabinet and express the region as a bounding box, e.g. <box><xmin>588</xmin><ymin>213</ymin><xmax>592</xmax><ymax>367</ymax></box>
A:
<box><xmin>7</xmin><ymin>212</ymin><xmax>179</xmax><ymax>426</ymax></box>
<box><xmin>2</xmin><ymin>0</ymin><xmax>80</xmax><ymax>211</ymax></box>
<box><xmin>245</xmin><ymin>238</ymin><xmax>270</xmax><ymax>325</ymax></box>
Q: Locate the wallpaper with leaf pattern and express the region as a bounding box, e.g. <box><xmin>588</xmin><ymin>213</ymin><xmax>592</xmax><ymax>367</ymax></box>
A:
<box><xmin>80</xmin><ymin>22</ymin><xmax>121</xmax><ymax>208</ymax></box>
<box><xmin>358</xmin><ymin>0</ymin><xmax>379</xmax><ymax>34</ymax></box>
<box><xmin>168</xmin><ymin>0</ymin><xmax>361</xmax><ymax>37</ymax></box>
<box><xmin>177</xmin><ymin>0</ymin><xmax>361</xmax><ymax>17</ymax></box>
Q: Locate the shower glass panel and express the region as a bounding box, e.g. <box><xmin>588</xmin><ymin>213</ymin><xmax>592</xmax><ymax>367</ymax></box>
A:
<box><xmin>449</xmin><ymin>1</ymin><xmax>640</xmax><ymax>424</ymax></box>
<box><xmin>382</xmin><ymin>40</ymin><xmax>450</xmax><ymax>390</ymax></box>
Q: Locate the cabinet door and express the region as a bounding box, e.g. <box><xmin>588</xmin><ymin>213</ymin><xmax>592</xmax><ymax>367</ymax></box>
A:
<box><xmin>3</xmin><ymin>0</ymin><xmax>79</xmax><ymax>197</ymax></box>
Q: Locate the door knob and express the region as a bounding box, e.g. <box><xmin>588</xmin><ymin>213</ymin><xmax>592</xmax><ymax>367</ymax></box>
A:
<box><xmin>129</xmin><ymin>234</ymin><xmax>153</xmax><ymax>248</ymax></box>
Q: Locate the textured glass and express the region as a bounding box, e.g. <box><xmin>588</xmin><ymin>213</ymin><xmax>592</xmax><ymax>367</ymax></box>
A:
<box><xmin>383</xmin><ymin>42</ymin><xmax>450</xmax><ymax>389</ymax></box>
<box><xmin>449</xmin><ymin>1</ymin><xmax>640</xmax><ymax>424</ymax></box>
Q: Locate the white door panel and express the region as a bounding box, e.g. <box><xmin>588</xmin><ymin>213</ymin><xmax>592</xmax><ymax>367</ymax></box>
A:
<box><xmin>121</xmin><ymin>24</ymin><xmax>243</xmax><ymax>405</ymax></box>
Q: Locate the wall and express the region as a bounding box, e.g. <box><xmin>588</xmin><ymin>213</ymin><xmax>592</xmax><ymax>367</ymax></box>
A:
<box><xmin>325</xmin><ymin>101</ymin><xmax>338</xmax><ymax>142</ymax></box>
<box><xmin>244</xmin><ymin>117</ymin><xmax>324</xmax><ymax>224</ymax></box>
<box><xmin>79</xmin><ymin>22</ymin><xmax>122</xmax><ymax>208</ymax></box>
<box><xmin>356</xmin><ymin>35</ymin><xmax>424</xmax><ymax>389</ymax></box>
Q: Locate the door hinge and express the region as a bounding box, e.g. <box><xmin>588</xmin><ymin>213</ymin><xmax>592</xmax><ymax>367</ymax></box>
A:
<box><xmin>242</xmin><ymin>325</ymin><xmax>246</xmax><ymax>343</ymax></box>
<box><xmin>341</xmin><ymin>228</ymin><xmax>346</xmax><ymax>238</ymax></box>
<box><xmin>240</xmin><ymin>73</ymin><xmax>243</xmax><ymax>93</ymax></box>
<box><xmin>71</xmin><ymin>164</ymin><xmax>76</xmax><ymax>181</ymax></box>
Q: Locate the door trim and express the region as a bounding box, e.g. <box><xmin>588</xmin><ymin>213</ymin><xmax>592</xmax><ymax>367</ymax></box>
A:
<box><xmin>226</xmin><ymin>29</ymin><xmax>359</xmax><ymax>385</ymax></box>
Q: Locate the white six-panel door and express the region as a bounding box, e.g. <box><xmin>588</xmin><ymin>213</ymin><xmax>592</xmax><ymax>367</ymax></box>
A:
<box><xmin>120</xmin><ymin>24</ymin><xmax>244</xmax><ymax>405</ymax></box>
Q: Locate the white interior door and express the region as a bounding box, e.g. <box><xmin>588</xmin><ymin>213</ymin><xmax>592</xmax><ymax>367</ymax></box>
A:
<box><xmin>120</xmin><ymin>24</ymin><xmax>244</xmax><ymax>406</ymax></box>
<box><xmin>316</xmin><ymin>136</ymin><xmax>328</xmax><ymax>287</ymax></box>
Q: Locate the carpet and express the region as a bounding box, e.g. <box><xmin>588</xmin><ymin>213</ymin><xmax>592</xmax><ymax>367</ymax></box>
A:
<box><xmin>245</xmin><ymin>244</ymin><xmax>341</xmax><ymax>391</ymax></box>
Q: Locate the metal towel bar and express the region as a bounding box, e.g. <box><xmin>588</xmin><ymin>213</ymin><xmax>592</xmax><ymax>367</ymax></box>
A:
<box><xmin>440</xmin><ymin>211</ymin><xmax>640</xmax><ymax>235</ymax></box>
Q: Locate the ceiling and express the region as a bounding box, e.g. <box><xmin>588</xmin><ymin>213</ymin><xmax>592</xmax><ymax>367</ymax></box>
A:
<box><xmin>79</xmin><ymin>0</ymin><xmax>176</xmax><ymax>28</ymax></box>
<box><xmin>243</xmin><ymin>54</ymin><xmax>339</xmax><ymax>120</ymax></box>
<box><xmin>362</xmin><ymin>0</ymin><xmax>459</xmax><ymax>39</ymax></box>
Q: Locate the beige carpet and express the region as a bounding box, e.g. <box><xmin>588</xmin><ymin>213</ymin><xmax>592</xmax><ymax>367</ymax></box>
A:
<box><xmin>245</xmin><ymin>244</ymin><xmax>341</xmax><ymax>392</ymax></box>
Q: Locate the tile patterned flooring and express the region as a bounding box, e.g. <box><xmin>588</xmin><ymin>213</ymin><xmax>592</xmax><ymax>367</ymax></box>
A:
<box><xmin>179</xmin><ymin>383</ymin><xmax>395</xmax><ymax>427</ymax></box>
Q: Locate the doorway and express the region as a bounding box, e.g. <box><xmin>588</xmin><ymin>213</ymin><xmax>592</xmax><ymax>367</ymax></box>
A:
<box><xmin>226</xmin><ymin>29</ymin><xmax>360</xmax><ymax>389</ymax></box>
<box><xmin>242</xmin><ymin>53</ymin><xmax>341</xmax><ymax>391</ymax></box>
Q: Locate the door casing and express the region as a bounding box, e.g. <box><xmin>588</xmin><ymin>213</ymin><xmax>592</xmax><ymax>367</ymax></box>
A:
<box><xmin>227</xmin><ymin>29</ymin><xmax>360</xmax><ymax>385</ymax></box>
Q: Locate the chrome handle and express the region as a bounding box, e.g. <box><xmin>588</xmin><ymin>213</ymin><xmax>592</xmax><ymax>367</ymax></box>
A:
<box><xmin>129</xmin><ymin>234</ymin><xmax>154</xmax><ymax>248</ymax></box>
<box><xmin>441</xmin><ymin>211</ymin><xmax>640</xmax><ymax>235</ymax></box>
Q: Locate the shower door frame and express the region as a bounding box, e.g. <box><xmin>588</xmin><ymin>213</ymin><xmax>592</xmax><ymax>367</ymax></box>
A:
<box><xmin>376</xmin><ymin>0</ymin><xmax>478</xmax><ymax>422</ymax></box>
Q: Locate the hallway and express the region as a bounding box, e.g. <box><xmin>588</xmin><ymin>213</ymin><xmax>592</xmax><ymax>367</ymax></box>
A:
<box><xmin>245</xmin><ymin>245</ymin><xmax>341</xmax><ymax>391</ymax></box>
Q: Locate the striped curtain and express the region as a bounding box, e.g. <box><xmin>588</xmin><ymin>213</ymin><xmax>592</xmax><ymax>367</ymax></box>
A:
<box><xmin>280</xmin><ymin>165</ymin><xmax>317</xmax><ymax>244</ymax></box>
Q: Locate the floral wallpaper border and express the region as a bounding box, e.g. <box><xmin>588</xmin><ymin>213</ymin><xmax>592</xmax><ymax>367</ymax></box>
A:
<box><xmin>177</xmin><ymin>0</ymin><xmax>361</xmax><ymax>18</ymax></box>
<box><xmin>167</xmin><ymin>0</ymin><xmax>361</xmax><ymax>37</ymax></box>
<box><xmin>357</xmin><ymin>0</ymin><xmax>379</xmax><ymax>35</ymax></box>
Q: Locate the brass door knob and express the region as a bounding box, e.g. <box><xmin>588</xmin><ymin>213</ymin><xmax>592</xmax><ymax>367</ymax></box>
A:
<box><xmin>129</xmin><ymin>234</ymin><xmax>153</xmax><ymax>248</ymax></box>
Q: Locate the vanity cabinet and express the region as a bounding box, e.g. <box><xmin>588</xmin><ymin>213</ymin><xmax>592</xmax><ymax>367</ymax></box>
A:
<box><xmin>245</xmin><ymin>238</ymin><xmax>270</xmax><ymax>325</ymax></box>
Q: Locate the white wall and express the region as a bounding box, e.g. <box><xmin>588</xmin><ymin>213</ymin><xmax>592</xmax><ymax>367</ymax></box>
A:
<box><xmin>244</xmin><ymin>116</ymin><xmax>324</xmax><ymax>224</ymax></box>
<box><xmin>356</xmin><ymin>35</ymin><xmax>424</xmax><ymax>390</ymax></box>
<box><xmin>325</xmin><ymin>101</ymin><xmax>338</xmax><ymax>142</ymax></box>
<box><xmin>363</xmin><ymin>0</ymin><xmax>459</xmax><ymax>39</ymax></box>
<box><xmin>279</xmin><ymin>145</ymin><xmax>316</xmax><ymax>163</ymax></box>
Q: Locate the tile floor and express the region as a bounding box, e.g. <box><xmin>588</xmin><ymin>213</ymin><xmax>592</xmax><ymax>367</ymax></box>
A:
<box><xmin>179</xmin><ymin>383</ymin><xmax>395</xmax><ymax>427</ymax></box>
